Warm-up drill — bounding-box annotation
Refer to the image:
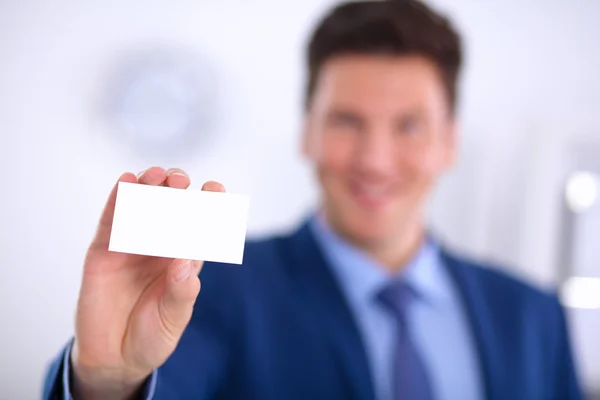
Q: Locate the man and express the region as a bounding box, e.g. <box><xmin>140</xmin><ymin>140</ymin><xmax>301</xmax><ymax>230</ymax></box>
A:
<box><xmin>43</xmin><ymin>1</ymin><xmax>583</xmax><ymax>399</ymax></box>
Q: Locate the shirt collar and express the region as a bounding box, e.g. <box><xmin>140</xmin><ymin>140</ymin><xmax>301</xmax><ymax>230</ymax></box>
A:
<box><xmin>309</xmin><ymin>213</ymin><xmax>453</xmax><ymax>307</ymax></box>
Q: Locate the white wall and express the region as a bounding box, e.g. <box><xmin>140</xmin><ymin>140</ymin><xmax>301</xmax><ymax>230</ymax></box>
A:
<box><xmin>1</xmin><ymin>0</ymin><xmax>600</xmax><ymax>398</ymax></box>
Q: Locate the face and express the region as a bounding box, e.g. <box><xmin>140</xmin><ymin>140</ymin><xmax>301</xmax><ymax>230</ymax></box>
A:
<box><xmin>303</xmin><ymin>55</ymin><xmax>457</xmax><ymax>247</ymax></box>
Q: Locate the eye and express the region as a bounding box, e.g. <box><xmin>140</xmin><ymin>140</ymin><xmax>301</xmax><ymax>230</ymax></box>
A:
<box><xmin>397</xmin><ymin>116</ymin><xmax>421</xmax><ymax>135</ymax></box>
<box><xmin>328</xmin><ymin>112</ymin><xmax>363</xmax><ymax>131</ymax></box>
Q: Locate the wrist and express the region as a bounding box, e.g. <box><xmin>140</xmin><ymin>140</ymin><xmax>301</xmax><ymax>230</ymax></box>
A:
<box><xmin>70</xmin><ymin>345</ymin><xmax>150</xmax><ymax>400</ymax></box>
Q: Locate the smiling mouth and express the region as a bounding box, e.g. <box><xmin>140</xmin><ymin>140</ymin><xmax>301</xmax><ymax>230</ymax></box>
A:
<box><xmin>348</xmin><ymin>181</ymin><xmax>395</xmax><ymax>209</ymax></box>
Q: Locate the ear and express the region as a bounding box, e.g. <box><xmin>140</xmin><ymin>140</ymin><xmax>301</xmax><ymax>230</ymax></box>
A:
<box><xmin>301</xmin><ymin>112</ymin><xmax>314</xmax><ymax>160</ymax></box>
<box><xmin>443</xmin><ymin>117</ymin><xmax>459</xmax><ymax>169</ymax></box>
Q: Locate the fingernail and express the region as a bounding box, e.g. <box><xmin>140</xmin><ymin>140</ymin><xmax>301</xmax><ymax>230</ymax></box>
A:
<box><xmin>136</xmin><ymin>169</ymin><xmax>147</xmax><ymax>179</ymax></box>
<box><xmin>175</xmin><ymin>260</ymin><xmax>193</xmax><ymax>282</ymax></box>
<box><xmin>193</xmin><ymin>260</ymin><xmax>204</xmax><ymax>273</ymax></box>
<box><xmin>170</xmin><ymin>172</ymin><xmax>187</xmax><ymax>178</ymax></box>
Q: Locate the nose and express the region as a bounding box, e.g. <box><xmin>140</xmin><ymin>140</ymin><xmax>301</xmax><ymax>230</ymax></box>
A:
<box><xmin>354</xmin><ymin>128</ymin><xmax>396</xmax><ymax>177</ymax></box>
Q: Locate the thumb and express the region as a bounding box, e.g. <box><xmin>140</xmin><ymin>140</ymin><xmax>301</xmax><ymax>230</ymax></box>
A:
<box><xmin>159</xmin><ymin>259</ymin><xmax>203</xmax><ymax>341</ymax></box>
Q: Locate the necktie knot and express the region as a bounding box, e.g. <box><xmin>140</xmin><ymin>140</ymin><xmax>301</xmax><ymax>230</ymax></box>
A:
<box><xmin>376</xmin><ymin>279</ymin><xmax>417</xmax><ymax>325</ymax></box>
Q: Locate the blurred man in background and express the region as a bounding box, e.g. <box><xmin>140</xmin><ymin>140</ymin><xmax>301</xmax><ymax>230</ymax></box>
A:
<box><xmin>43</xmin><ymin>1</ymin><xmax>583</xmax><ymax>399</ymax></box>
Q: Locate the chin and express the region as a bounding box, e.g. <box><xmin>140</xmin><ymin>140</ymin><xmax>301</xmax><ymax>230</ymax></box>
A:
<box><xmin>338</xmin><ymin>211</ymin><xmax>396</xmax><ymax>245</ymax></box>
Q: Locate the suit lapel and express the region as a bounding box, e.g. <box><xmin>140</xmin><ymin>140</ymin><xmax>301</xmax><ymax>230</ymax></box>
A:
<box><xmin>281</xmin><ymin>224</ymin><xmax>512</xmax><ymax>400</ymax></box>
<box><xmin>440</xmin><ymin>250</ymin><xmax>506</xmax><ymax>400</ymax></box>
<box><xmin>282</xmin><ymin>222</ymin><xmax>376</xmax><ymax>400</ymax></box>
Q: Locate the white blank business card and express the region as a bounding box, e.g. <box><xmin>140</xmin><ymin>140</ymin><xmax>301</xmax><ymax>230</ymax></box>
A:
<box><xmin>108</xmin><ymin>182</ymin><xmax>250</xmax><ymax>264</ymax></box>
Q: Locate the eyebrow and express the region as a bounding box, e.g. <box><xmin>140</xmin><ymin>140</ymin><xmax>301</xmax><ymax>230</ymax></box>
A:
<box><xmin>327</xmin><ymin>107</ymin><xmax>428</xmax><ymax>119</ymax></box>
<box><xmin>325</xmin><ymin>108</ymin><xmax>365</xmax><ymax>121</ymax></box>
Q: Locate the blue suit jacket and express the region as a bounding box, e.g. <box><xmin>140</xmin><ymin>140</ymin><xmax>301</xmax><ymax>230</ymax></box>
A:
<box><xmin>44</xmin><ymin>221</ymin><xmax>583</xmax><ymax>399</ymax></box>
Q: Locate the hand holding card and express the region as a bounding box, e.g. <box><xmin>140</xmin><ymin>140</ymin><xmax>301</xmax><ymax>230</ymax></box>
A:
<box><xmin>70</xmin><ymin>167</ymin><xmax>243</xmax><ymax>400</ymax></box>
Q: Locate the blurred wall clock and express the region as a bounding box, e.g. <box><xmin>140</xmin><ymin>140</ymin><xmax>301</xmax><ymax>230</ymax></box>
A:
<box><xmin>103</xmin><ymin>46</ymin><xmax>219</xmax><ymax>159</ymax></box>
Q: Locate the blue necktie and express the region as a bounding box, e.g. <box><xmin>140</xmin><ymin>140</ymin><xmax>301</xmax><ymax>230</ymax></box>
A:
<box><xmin>376</xmin><ymin>280</ymin><xmax>435</xmax><ymax>400</ymax></box>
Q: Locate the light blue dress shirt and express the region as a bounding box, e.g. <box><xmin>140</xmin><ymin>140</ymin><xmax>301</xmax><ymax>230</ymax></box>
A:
<box><xmin>309</xmin><ymin>215</ymin><xmax>484</xmax><ymax>400</ymax></box>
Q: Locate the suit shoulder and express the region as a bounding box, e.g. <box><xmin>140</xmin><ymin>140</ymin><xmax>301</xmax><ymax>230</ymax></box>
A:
<box><xmin>190</xmin><ymin>231</ymin><xmax>300</xmax><ymax>336</ymax></box>
<box><xmin>199</xmin><ymin>233</ymin><xmax>288</xmax><ymax>293</ymax></box>
<box><xmin>443</xmin><ymin>250</ymin><xmax>560</xmax><ymax>308</ymax></box>
<box><xmin>242</xmin><ymin>235</ymin><xmax>285</xmax><ymax>264</ymax></box>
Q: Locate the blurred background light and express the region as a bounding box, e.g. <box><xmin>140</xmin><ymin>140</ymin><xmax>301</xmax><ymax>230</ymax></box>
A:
<box><xmin>565</xmin><ymin>171</ymin><xmax>599</xmax><ymax>214</ymax></box>
<box><xmin>560</xmin><ymin>277</ymin><xmax>600</xmax><ymax>310</ymax></box>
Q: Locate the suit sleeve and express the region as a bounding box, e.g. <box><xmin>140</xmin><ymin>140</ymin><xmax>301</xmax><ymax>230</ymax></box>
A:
<box><xmin>42</xmin><ymin>339</ymin><xmax>157</xmax><ymax>400</ymax></box>
<box><xmin>552</xmin><ymin>297</ymin><xmax>585</xmax><ymax>400</ymax></box>
<box><xmin>42</xmin><ymin>341</ymin><xmax>69</xmax><ymax>400</ymax></box>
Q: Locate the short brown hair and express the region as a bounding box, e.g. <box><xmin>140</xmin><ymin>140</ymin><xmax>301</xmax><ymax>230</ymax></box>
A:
<box><xmin>305</xmin><ymin>0</ymin><xmax>463</xmax><ymax>112</ymax></box>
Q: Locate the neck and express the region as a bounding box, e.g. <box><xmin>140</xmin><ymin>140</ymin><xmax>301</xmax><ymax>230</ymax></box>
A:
<box><xmin>325</xmin><ymin>213</ymin><xmax>426</xmax><ymax>273</ymax></box>
<box><xmin>371</xmin><ymin>224</ymin><xmax>425</xmax><ymax>272</ymax></box>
